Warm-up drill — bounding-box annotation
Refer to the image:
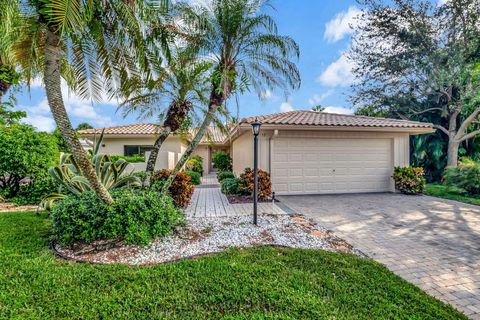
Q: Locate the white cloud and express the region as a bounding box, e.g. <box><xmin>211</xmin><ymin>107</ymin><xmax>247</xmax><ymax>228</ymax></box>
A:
<box><xmin>437</xmin><ymin>0</ymin><xmax>449</xmax><ymax>6</ymax></box>
<box><xmin>318</xmin><ymin>54</ymin><xmax>355</xmax><ymax>87</ymax></box>
<box><xmin>280</xmin><ymin>102</ymin><xmax>294</xmax><ymax>112</ymax></box>
<box><xmin>260</xmin><ymin>89</ymin><xmax>273</xmax><ymax>99</ymax></box>
<box><xmin>324</xmin><ymin>6</ymin><xmax>361</xmax><ymax>43</ymax></box>
<box><xmin>308</xmin><ymin>90</ymin><xmax>334</xmax><ymax>106</ymax></box>
<box><xmin>323</xmin><ymin>106</ymin><xmax>353</xmax><ymax>115</ymax></box>
<box><xmin>23</xmin><ymin>114</ymin><xmax>56</xmax><ymax>132</ymax></box>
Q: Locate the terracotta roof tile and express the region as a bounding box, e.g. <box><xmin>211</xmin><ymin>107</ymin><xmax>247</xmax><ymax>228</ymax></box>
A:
<box><xmin>239</xmin><ymin>110</ymin><xmax>433</xmax><ymax>129</ymax></box>
<box><xmin>79</xmin><ymin>123</ymin><xmax>163</xmax><ymax>135</ymax></box>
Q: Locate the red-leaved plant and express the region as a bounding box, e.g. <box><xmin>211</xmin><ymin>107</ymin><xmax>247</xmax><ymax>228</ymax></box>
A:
<box><xmin>239</xmin><ymin>168</ymin><xmax>272</xmax><ymax>200</ymax></box>
<box><xmin>152</xmin><ymin>169</ymin><xmax>194</xmax><ymax>207</ymax></box>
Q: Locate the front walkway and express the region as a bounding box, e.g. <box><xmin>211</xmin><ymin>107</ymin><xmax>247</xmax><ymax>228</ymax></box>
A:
<box><xmin>279</xmin><ymin>193</ymin><xmax>480</xmax><ymax>319</ymax></box>
<box><xmin>185</xmin><ymin>173</ymin><xmax>286</xmax><ymax>218</ymax></box>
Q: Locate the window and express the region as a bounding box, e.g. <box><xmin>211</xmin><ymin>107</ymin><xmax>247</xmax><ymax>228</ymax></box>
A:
<box><xmin>124</xmin><ymin>145</ymin><xmax>155</xmax><ymax>157</ymax></box>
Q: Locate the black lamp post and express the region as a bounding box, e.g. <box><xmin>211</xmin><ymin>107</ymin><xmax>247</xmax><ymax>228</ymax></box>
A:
<box><xmin>251</xmin><ymin>119</ymin><xmax>261</xmax><ymax>225</ymax></box>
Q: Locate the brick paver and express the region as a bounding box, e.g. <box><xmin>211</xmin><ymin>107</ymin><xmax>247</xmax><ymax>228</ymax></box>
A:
<box><xmin>279</xmin><ymin>193</ymin><xmax>480</xmax><ymax>319</ymax></box>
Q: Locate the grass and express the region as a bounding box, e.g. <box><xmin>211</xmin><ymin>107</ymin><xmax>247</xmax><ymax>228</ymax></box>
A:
<box><xmin>426</xmin><ymin>183</ymin><xmax>480</xmax><ymax>206</ymax></box>
<box><xmin>0</xmin><ymin>212</ymin><xmax>467</xmax><ymax>319</ymax></box>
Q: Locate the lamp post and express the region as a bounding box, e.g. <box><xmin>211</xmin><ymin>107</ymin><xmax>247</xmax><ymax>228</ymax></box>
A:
<box><xmin>251</xmin><ymin>119</ymin><xmax>261</xmax><ymax>225</ymax></box>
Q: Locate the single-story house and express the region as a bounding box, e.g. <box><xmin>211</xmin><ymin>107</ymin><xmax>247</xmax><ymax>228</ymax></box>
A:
<box><xmin>79</xmin><ymin>110</ymin><xmax>434</xmax><ymax>195</ymax></box>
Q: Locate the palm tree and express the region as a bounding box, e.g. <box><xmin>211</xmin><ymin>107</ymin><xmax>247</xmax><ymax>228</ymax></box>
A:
<box><xmin>13</xmin><ymin>0</ymin><xmax>158</xmax><ymax>203</ymax></box>
<box><xmin>161</xmin><ymin>0</ymin><xmax>301</xmax><ymax>193</ymax></box>
<box><xmin>120</xmin><ymin>48</ymin><xmax>212</xmax><ymax>187</ymax></box>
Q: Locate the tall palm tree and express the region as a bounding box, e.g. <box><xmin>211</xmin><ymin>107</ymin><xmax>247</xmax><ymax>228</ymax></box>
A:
<box><xmin>120</xmin><ymin>48</ymin><xmax>212</xmax><ymax>187</ymax></box>
<box><xmin>161</xmin><ymin>0</ymin><xmax>301</xmax><ymax>193</ymax></box>
<box><xmin>13</xmin><ymin>0</ymin><xmax>158</xmax><ymax>203</ymax></box>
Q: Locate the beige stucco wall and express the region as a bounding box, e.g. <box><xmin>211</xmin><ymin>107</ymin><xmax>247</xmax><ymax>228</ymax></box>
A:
<box><xmin>88</xmin><ymin>136</ymin><xmax>188</xmax><ymax>171</ymax></box>
<box><xmin>232</xmin><ymin>128</ymin><xmax>411</xmax><ymax>182</ymax></box>
<box><xmin>191</xmin><ymin>145</ymin><xmax>210</xmax><ymax>174</ymax></box>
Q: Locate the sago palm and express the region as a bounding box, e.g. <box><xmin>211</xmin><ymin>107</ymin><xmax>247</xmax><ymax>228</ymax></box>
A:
<box><xmin>14</xmin><ymin>0</ymin><xmax>159</xmax><ymax>203</ymax></box>
<box><xmin>161</xmin><ymin>0</ymin><xmax>301</xmax><ymax>192</ymax></box>
<box><xmin>120</xmin><ymin>48</ymin><xmax>211</xmax><ymax>187</ymax></box>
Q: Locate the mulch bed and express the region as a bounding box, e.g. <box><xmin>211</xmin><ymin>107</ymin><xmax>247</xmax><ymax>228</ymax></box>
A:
<box><xmin>0</xmin><ymin>202</ymin><xmax>39</xmax><ymax>213</ymax></box>
<box><xmin>227</xmin><ymin>195</ymin><xmax>280</xmax><ymax>204</ymax></box>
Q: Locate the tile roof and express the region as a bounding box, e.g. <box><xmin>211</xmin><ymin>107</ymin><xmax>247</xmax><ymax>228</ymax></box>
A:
<box><xmin>239</xmin><ymin>110</ymin><xmax>433</xmax><ymax>129</ymax></box>
<box><xmin>79</xmin><ymin>124</ymin><xmax>229</xmax><ymax>143</ymax></box>
<box><xmin>79</xmin><ymin>123</ymin><xmax>163</xmax><ymax>135</ymax></box>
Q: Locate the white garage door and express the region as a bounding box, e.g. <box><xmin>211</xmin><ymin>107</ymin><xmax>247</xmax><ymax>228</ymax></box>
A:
<box><xmin>272</xmin><ymin>138</ymin><xmax>393</xmax><ymax>195</ymax></box>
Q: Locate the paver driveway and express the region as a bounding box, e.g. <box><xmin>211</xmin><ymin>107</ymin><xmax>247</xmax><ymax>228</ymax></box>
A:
<box><xmin>279</xmin><ymin>193</ymin><xmax>480</xmax><ymax>319</ymax></box>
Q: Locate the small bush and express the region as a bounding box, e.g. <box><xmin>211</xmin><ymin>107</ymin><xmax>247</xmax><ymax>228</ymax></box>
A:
<box><xmin>239</xmin><ymin>168</ymin><xmax>272</xmax><ymax>200</ymax></box>
<box><xmin>51</xmin><ymin>190</ymin><xmax>184</xmax><ymax>246</ymax></box>
<box><xmin>13</xmin><ymin>176</ymin><xmax>59</xmax><ymax>205</ymax></box>
<box><xmin>221</xmin><ymin>178</ymin><xmax>241</xmax><ymax>195</ymax></box>
<box><xmin>185</xmin><ymin>155</ymin><xmax>203</xmax><ymax>176</ymax></box>
<box><xmin>444</xmin><ymin>158</ymin><xmax>480</xmax><ymax>195</ymax></box>
<box><xmin>392</xmin><ymin>166</ymin><xmax>426</xmax><ymax>195</ymax></box>
<box><xmin>111</xmin><ymin>154</ymin><xmax>145</xmax><ymax>163</ymax></box>
<box><xmin>217</xmin><ymin>171</ymin><xmax>235</xmax><ymax>182</ymax></box>
<box><xmin>212</xmin><ymin>151</ymin><xmax>232</xmax><ymax>172</ymax></box>
<box><xmin>184</xmin><ymin>170</ymin><xmax>201</xmax><ymax>185</ymax></box>
<box><xmin>151</xmin><ymin>169</ymin><xmax>194</xmax><ymax>208</ymax></box>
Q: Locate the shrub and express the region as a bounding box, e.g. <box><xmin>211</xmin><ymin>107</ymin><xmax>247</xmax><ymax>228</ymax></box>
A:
<box><xmin>151</xmin><ymin>169</ymin><xmax>194</xmax><ymax>208</ymax></box>
<box><xmin>221</xmin><ymin>177</ymin><xmax>241</xmax><ymax>195</ymax></box>
<box><xmin>184</xmin><ymin>170</ymin><xmax>201</xmax><ymax>185</ymax></box>
<box><xmin>0</xmin><ymin>124</ymin><xmax>58</xmax><ymax>198</ymax></box>
<box><xmin>392</xmin><ymin>166</ymin><xmax>426</xmax><ymax>195</ymax></box>
<box><xmin>239</xmin><ymin>168</ymin><xmax>272</xmax><ymax>200</ymax></box>
<box><xmin>111</xmin><ymin>154</ymin><xmax>145</xmax><ymax>163</ymax></box>
<box><xmin>13</xmin><ymin>176</ymin><xmax>59</xmax><ymax>205</ymax></box>
<box><xmin>217</xmin><ymin>171</ymin><xmax>235</xmax><ymax>182</ymax></box>
<box><xmin>444</xmin><ymin>158</ymin><xmax>480</xmax><ymax>195</ymax></box>
<box><xmin>212</xmin><ymin>151</ymin><xmax>232</xmax><ymax>172</ymax></box>
<box><xmin>51</xmin><ymin>189</ymin><xmax>184</xmax><ymax>246</ymax></box>
<box><xmin>185</xmin><ymin>155</ymin><xmax>204</xmax><ymax>176</ymax></box>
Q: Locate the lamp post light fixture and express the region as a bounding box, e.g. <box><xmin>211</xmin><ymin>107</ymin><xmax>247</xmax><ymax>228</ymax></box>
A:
<box><xmin>251</xmin><ymin>119</ymin><xmax>261</xmax><ymax>225</ymax></box>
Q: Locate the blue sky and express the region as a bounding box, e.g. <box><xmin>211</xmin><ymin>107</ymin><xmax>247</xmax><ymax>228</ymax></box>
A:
<box><xmin>13</xmin><ymin>0</ymin><xmax>360</xmax><ymax>132</ymax></box>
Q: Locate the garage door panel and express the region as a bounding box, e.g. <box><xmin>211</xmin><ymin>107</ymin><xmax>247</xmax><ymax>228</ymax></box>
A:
<box><xmin>272</xmin><ymin>138</ymin><xmax>393</xmax><ymax>195</ymax></box>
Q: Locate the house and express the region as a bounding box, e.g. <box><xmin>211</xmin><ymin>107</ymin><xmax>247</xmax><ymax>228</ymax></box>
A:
<box><xmin>79</xmin><ymin>110</ymin><xmax>434</xmax><ymax>195</ymax></box>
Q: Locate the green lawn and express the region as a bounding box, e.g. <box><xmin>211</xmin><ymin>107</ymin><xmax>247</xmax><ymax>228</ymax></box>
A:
<box><xmin>426</xmin><ymin>183</ymin><xmax>480</xmax><ymax>206</ymax></box>
<box><xmin>0</xmin><ymin>212</ymin><xmax>466</xmax><ymax>319</ymax></box>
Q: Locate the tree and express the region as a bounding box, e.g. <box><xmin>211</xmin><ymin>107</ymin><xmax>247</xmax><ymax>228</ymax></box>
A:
<box><xmin>311</xmin><ymin>105</ymin><xmax>325</xmax><ymax>112</ymax></box>
<box><xmin>0</xmin><ymin>123</ymin><xmax>58</xmax><ymax>198</ymax></box>
<box><xmin>120</xmin><ymin>48</ymin><xmax>211</xmax><ymax>187</ymax></box>
<box><xmin>349</xmin><ymin>0</ymin><xmax>480</xmax><ymax>167</ymax></box>
<box><xmin>13</xmin><ymin>0</ymin><xmax>153</xmax><ymax>204</ymax></box>
<box><xmin>76</xmin><ymin>123</ymin><xmax>93</xmax><ymax>131</ymax></box>
<box><xmin>161</xmin><ymin>0</ymin><xmax>301</xmax><ymax>193</ymax></box>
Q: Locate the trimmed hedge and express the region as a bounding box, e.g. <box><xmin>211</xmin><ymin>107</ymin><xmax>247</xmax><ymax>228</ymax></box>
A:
<box><xmin>184</xmin><ymin>170</ymin><xmax>201</xmax><ymax>185</ymax></box>
<box><xmin>51</xmin><ymin>190</ymin><xmax>184</xmax><ymax>246</ymax></box>
<box><xmin>221</xmin><ymin>177</ymin><xmax>242</xmax><ymax>195</ymax></box>
<box><xmin>217</xmin><ymin>171</ymin><xmax>235</xmax><ymax>182</ymax></box>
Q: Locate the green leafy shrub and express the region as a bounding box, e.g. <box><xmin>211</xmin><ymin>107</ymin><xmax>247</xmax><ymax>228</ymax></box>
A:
<box><xmin>111</xmin><ymin>154</ymin><xmax>145</xmax><ymax>163</ymax></box>
<box><xmin>0</xmin><ymin>124</ymin><xmax>58</xmax><ymax>198</ymax></box>
<box><xmin>51</xmin><ymin>189</ymin><xmax>184</xmax><ymax>246</ymax></box>
<box><xmin>217</xmin><ymin>171</ymin><xmax>235</xmax><ymax>182</ymax></box>
<box><xmin>13</xmin><ymin>176</ymin><xmax>59</xmax><ymax>205</ymax></box>
<box><xmin>444</xmin><ymin>158</ymin><xmax>480</xmax><ymax>195</ymax></box>
<box><xmin>185</xmin><ymin>155</ymin><xmax>204</xmax><ymax>176</ymax></box>
<box><xmin>184</xmin><ymin>170</ymin><xmax>201</xmax><ymax>185</ymax></box>
<box><xmin>151</xmin><ymin>169</ymin><xmax>194</xmax><ymax>208</ymax></box>
<box><xmin>392</xmin><ymin>166</ymin><xmax>426</xmax><ymax>195</ymax></box>
<box><xmin>212</xmin><ymin>151</ymin><xmax>232</xmax><ymax>172</ymax></box>
<box><xmin>239</xmin><ymin>168</ymin><xmax>272</xmax><ymax>200</ymax></box>
<box><xmin>221</xmin><ymin>177</ymin><xmax>241</xmax><ymax>195</ymax></box>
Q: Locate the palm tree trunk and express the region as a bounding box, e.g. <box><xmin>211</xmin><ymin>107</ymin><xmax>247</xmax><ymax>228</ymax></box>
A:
<box><xmin>44</xmin><ymin>28</ymin><xmax>113</xmax><ymax>204</ymax></box>
<box><xmin>162</xmin><ymin>100</ymin><xmax>224</xmax><ymax>195</ymax></box>
<box><xmin>143</xmin><ymin>126</ymin><xmax>172</xmax><ymax>188</ymax></box>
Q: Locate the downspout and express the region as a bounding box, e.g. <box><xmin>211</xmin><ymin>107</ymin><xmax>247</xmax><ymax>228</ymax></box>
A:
<box><xmin>268</xmin><ymin>129</ymin><xmax>279</xmax><ymax>175</ymax></box>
